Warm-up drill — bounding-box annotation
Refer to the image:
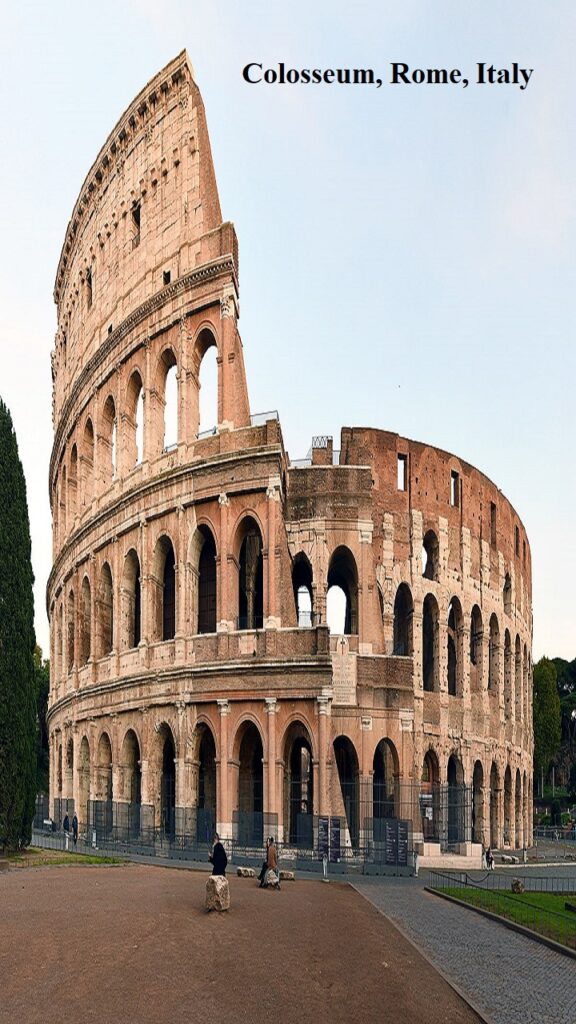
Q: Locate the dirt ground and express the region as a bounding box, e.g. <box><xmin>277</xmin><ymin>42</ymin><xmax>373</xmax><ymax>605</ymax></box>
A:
<box><xmin>0</xmin><ymin>865</ymin><xmax>481</xmax><ymax>1024</ymax></box>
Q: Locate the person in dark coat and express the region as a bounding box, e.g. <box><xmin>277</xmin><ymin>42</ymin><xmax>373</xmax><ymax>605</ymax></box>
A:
<box><xmin>72</xmin><ymin>815</ymin><xmax>78</xmax><ymax>846</ymax></box>
<box><xmin>209</xmin><ymin>833</ymin><xmax>228</xmax><ymax>876</ymax></box>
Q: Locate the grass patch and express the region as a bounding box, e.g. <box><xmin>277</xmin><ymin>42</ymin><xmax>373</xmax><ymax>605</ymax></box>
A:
<box><xmin>438</xmin><ymin>886</ymin><xmax>576</xmax><ymax>950</ymax></box>
<box><xmin>4</xmin><ymin>847</ymin><xmax>126</xmax><ymax>868</ymax></box>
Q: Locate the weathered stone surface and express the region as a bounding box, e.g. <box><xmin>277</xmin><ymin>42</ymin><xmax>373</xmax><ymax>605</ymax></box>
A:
<box><xmin>510</xmin><ymin>877</ymin><xmax>524</xmax><ymax>894</ymax></box>
<box><xmin>237</xmin><ymin>866</ymin><xmax>255</xmax><ymax>878</ymax></box>
<box><xmin>279</xmin><ymin>870</ymin><xmax>295</xmax><ymax>881</ymax></box>
<box><xmin>205</xmin><ymin>875</ymin><xmax>230</xmax><ymax>912</ymax></box>
<box><xmin>46</xmin><ymin>50</ymin><xmax>534</xmax><ymax>874</ymax></box>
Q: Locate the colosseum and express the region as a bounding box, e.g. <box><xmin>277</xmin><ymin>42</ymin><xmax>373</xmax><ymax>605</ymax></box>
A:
<box><xmin>47</xmin><ymin>51</ymin><xmax>533</xmax><ymax>869</ymax></box>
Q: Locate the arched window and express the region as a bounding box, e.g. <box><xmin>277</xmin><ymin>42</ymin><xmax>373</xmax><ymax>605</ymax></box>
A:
<box><xmin>469</xmin><ymin>605</ymin><xmax>483</xmax><ymax>692</ymax></box>
<box><xmin>333</xmin><ymin>736</ymin><xmax>360</xmax><ymax>850</ymax></box>
<box><xmin>198</xmin><ymin>345</ymin><xmax>218</xmax><ymax>435</ymax></box>
<box><xmin>60</xmin><ymin>465</ymin><xmax>67</xmax><ymax>536</ymax></box>
<box><xmin>235</xmin><ymin>721</ymin><xmax>264</xmax><ymax>845</ymax></box>
<box><xmin>126</xmin><ymin>370</ymin><xmax>144</xmax><ymax>468</ymax></box>
<box><xmin>292</xmin><ymin>554</ymin><xmax>314</xmax><ymax>627</ymax></box>
<box><xmin>193</xmin><ymin>328</ymin><xmax>219</xmax><ymax>437</ymax></box>
<box><xmin>422</xmin><ymin>529</ymin><xmax>439</xmax><ymax>581</ymax></box>
<box><xmin>197</xmin><ymin>528</ymin><xmax>217</xmax><ymax>634</ymax></box>
<box><xmin>82</xmin><ymin>418</ymin><xmax>94</xmax><ymax>506</ymax></box>
<box><xmin>373</xmin><ymin>739</ymin><xmax>398</xmax><ymax>835</ymax></box>
<box><xmin>98</xmin><ymin>563</ymin><xmax>113</xmax><ymax>657</ymax></box>
<box><xmin>488</xmin><ymin>613</ymin><xmax>500</xmax><ymax>691</ymax></box>
<box><xmin>152</xmin><ymin>536</ymin><xmax>176</xmax><ymax>641</ymax></box>
<box><xmin>159</xmin><ymin>725</ymin><xmax>176</xmax><ymax>838</ymax></box>
<box><xmin>503</xmin><ymin>573</ymin><xmax>512</xmax><ymax>616</ymax></box>
<box><xmin>161</xmin><ymin>350</ymin><xmax>178</xmax><ymax>450</ymax></box>
<box><xmin>121</xmin><ymin>729</ymin><xmax>142</xmax><ymax>837</ymax></box>
<box><xmin>80</xmin><ymin>576</ymin><xmax>91</xmax><ymax>666</ymax></box>
<box><xmin>422</xmin><ymin>594</ymin><xmax>439</xmax><ymax>692</ymax></box>
<box><xmin>393</xmin><ymin>583</ymin><xmax>413</xmax><ymax>655</ymax></box>
<box><xmin>447</xmin><ymin>597</ymin><xmax>463</xmax><ymax>696</ymax></box>
<box><xmin>69</xmin><ymin>445</ymin><xmax>78</xmax><ymax>522</ymax></box>
<box><xmin>197</xmin><ymin>725</ymin><xmax>217</xmax><ymax>843</ymax></box>
<box><xmin>504</xmin><ymin>630</ymin><xmax>512</xmax><ymax>719</ymax></box>
<box><xmin>102</xmin><ymin>396</ymin><xmax>117</xmax><ymax>484</ymax></box>
<box><xmin>327</xmin><ymin>546</ymin><xmax>358</xmax><ymax>635</ymax></box>
<box><xmin>122</xmin><ymin>550</ymin><xmax>141</xmax><ymax>650</ymax></box>
<box><xmin>237</xmin><ymin>518</ymin><xmax>264</xmax><ymax>630</ymax></box>
<box><xmin>447</xmin><ymin>755</ymin><xmax>466</xmax><ymax>846</ymax></box>
<box><xmin>67</xmin><ymin>589</ymin><xmax>75</xmax><ymax>672</ymax></box>
<box><xmin>421</xmin><ymin>750</ymin><xmax>440</xmax><ymax>840</ymax></box>
<box><xmin>283</xmin><ymin>722</ymin><xmax>314</xmax><ymax>847</ymax></box>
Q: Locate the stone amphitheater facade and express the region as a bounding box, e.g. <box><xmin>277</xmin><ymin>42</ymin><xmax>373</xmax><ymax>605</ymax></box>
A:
<box><xmin>47</xmin><ymin>51</ymin><xmax>533</xmax><ymax>860</ymax></box>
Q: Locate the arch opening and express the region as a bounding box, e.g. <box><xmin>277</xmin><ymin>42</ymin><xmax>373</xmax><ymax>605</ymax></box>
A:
<box><xmin>327</xmin><ymin>546</ymin><xmax>358</xmax><ymax>635</ymax></box>
<box><xmin>333</xmin><ymin>736</ymin><xmax>360</xmax><ymax>851</ymax></box>
<box><xmin>292</xmin><ymin>554</ymin><xmax>314</xmax><ymax>627</ymax></box>
<box><xmin>393</xmin><ymin>584</ymin><xmax>413</xmax><ymax>656</ymax></box>
<box><xmin>283</xmin><ymin>722</ymin><xmax>314</xmax><ymax>848</ymax></box>
<box><xmin>238</xmin><ymin>519</ymin><xmax>263</xmax><ymax>630</ymax></box>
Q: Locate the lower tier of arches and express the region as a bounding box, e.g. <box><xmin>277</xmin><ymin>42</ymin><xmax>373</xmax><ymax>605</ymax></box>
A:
<box><xmin>49</xmin><ymin>697</ymin><xmax>533</xmax><ymax>854</ymax></box>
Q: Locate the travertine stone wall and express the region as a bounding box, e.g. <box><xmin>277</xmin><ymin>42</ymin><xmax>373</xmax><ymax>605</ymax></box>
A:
<box><xmin>47</xmin><ymin>53</ymin><xmax>533</xmax><ymax>855</ymax></box>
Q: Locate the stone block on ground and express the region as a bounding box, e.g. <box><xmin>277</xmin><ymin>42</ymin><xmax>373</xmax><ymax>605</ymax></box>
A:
<box><xmin>205</xmin><ymin>874</ymin><xmax>230</xmax><ymax>911</ymax></box>
<box><xmin>511</xmin><ymin>878</ymin><xmax>524</xmax><ymax>894</ymax></box>
<box><xmin>237</xmin><ymin>866</ymin><xmax>255</xmax><ymax>877</ymax></box>
<box><xmin>279</xmin><ymin>870</ymin><xmax>295</xmax><ymax>881</ymax></box>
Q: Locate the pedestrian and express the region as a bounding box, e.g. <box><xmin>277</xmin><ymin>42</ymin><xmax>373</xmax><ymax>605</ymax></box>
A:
<box><xmin>72</xmin><ymin>814</ymin><xmax>78</xmax><ymax>846</ymax></box>
<box><xmin>209</xmin><ymin>833</ymin><xmax>228</xmax><ymax>876</ymax></box>
<box><xmin>63</xmin><ymin>813</ymin><xmax>70</xmax><ymax>834</ymax></box>
<box><xmin>258</xmin><ymin>837</ymin><xmax>271</xmax><ymax>887</ymax></box>
<box><xmin>265</xmin><ymin>836</ymin><xmax>280</xmax><ymax>889</ymax></box>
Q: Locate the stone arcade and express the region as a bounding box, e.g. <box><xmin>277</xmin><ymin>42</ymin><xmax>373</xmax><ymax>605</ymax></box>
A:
<box><xmin>47</xmin><ymin>51</ymin><xmax>533</xmax><ymax>867</ymax></box>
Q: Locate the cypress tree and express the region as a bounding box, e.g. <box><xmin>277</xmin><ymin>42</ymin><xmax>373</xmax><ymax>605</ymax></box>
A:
<box><xmin>0</xmin><ymin>397</ymin><xmax>37</xmax><ymax>850</ymax></box>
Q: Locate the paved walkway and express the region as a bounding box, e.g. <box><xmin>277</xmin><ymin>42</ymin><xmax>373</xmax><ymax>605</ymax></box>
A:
<box><xmin>354</xmin><ymin>877</ymin><xmax>576</xmax><ymax>1024</ymax></box>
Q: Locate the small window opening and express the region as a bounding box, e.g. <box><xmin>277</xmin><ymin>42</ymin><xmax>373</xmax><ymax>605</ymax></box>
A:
<box><xmin>163</xmin><ymin>270</ymin><xmax>171</xmax><ymax>286</ymax></box>
<box><xmin>490</xmin><ymin>502</ymin><xmax>497</xmax><ymax>547</ymax></box>
<box><xmin>515</xmin><ymin>526</ymin><xmax>520</xmax><ymax>557</ymax></box>
<box><xmin>397</xmin><ymin>454</ymin><xmax>407</xmax><ymax>492</ymax></box>
<box><xmin>86</xmin><ymin>267</ymin><xmax>93</xmax><ymax>309</ymax></box>
<box><xmin>131</xmin><ymin>203</ymin><xmax>141</xmax><ymax>248</ymax></box>
<box><xmin>450</xmin><ymin>470</ymin><xmax>460</xmax><ymax>507</ymax></box>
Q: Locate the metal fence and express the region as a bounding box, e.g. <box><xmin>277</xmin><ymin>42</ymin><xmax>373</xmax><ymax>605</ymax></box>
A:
<box><xmin>428</xmin><ymin>870</ymin><xmax>576</xmax><ymax>951</ymax></box>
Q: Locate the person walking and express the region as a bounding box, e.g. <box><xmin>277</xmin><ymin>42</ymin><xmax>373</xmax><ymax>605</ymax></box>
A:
<box><xmin>209</xmin><ymin>833</ymin><xmax>228</xmax><ymax>876</ymax></box>
<box><xmin>258</xmin><ymin>837</ymin><xmax>270</xmax><ymax>887</ymax></box>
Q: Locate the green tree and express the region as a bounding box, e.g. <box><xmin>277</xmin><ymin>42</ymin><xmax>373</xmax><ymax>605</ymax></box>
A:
<box><xmin>34</xmin><ymin>647</ymin><xmax>50</xmax><ymax>794</ymax></box>
<box><xmin>533</xmin><ymin>657</ymin><xmax>561</xmax><ymax>783</ymax></box>
<box><xmin>0</xmin><ymin>397</ymin><xmax>36</xmax><ymax>850</ymax></box>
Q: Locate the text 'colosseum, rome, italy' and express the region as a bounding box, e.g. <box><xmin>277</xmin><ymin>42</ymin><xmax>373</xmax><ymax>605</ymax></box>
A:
<box><xmin>47</xmin><ymin>50</ymin><xmax>533</xmax><ymax>871</ymax></box>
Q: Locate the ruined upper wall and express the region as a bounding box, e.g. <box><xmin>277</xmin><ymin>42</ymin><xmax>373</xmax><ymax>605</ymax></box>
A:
<box><xmin>51</xmin><ymin>51</ymin><xmax>232</xmax><ymax>426</ymax></box>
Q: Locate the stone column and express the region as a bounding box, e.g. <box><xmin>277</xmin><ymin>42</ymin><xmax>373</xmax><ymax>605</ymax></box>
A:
<box><xmin>219</xmin><ymin>290</ymin><xmax>237</xmax><ymax>428</ymax></box>
<box><xmin>265</xmin><ymin>698</ymin><xmax>278</xmax><ymax>822</ymax></box>
<box><xmin>317</xmin><ymin>696</ymin><xmax>331</xmax><ymax>815</ymax></box>
<box><xmin>217</xmin><ymin>700</ymin><xmax>230</xmax><ymax>837</ymax></box>
<box><xmin>217</xmin><ymin>492</ymin><xmax>230</xmax><ymax>629</ymax></box>
<box><xmin>265</xmin><ymin>482</ymin><xmax>280</xmax><ymax>627</ymax></box>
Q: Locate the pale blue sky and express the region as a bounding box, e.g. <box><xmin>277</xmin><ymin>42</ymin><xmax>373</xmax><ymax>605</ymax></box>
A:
<box><xmin>0</xmin><ymin>2</ymin><xmax>573</xmax><ymax>659</ymax></box>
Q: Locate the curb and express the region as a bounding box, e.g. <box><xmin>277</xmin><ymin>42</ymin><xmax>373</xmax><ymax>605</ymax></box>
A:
<box><xmin>425</xmin><ymin>887</ymin><xmax>576</xmax><ymax>961</ymax></box>
<box><xmin>350</xmin><ymin>882</ymin><xmax>494</xmax><ymax>1024</ymax></box>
